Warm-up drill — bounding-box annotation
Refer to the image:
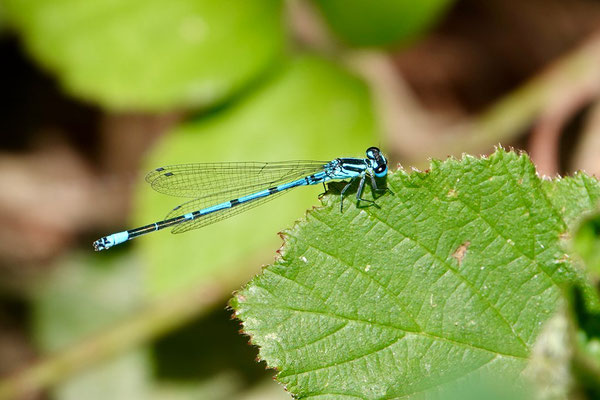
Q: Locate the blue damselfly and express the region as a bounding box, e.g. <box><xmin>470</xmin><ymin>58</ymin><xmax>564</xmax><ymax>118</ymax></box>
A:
<box><xmin>93</xmin><ymin>147</ymin><xmax>388</xmax><ymax>251</ymax></box>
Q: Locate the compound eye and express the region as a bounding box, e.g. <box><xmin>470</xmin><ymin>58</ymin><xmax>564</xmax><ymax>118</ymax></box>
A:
<box><xmin>375</xmin><ymin>165</ymin><xmax>386</xmax><ymax>174</ymax></box>
<box><xmin>366</xmin><ymin>146</ymin><xmax>380</xmax><ymax>159</ymax></box>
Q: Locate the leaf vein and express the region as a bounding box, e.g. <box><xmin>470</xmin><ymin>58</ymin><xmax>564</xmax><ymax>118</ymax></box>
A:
<box><xmin>357</xmin><ymin>193</ymin><xmax>529</xmax><ymax>353</ymax></box>
<box><xmin>247</xmin><ymin>303</ymin><xmax>527</xmax><ymax>360</ymax></box>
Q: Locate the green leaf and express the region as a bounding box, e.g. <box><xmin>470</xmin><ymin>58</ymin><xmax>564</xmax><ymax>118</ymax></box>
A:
<box><xmin>542</xmin><ymin>173</ymin><xmax>600</xmax><ymax>231</ymax></box>
<box><xmin>32</xmin><ymin>254</ymin><xmax>150</xmax><ymax>400</ymax></box>
<box><xmin>573</xmin><ymin>213</ymin><xmax>600</xmax><ymax>277</ymax></box>
<box><xmin>312</xmin><ymin>0</ymin><xmax>455</xmax><ymax>47</ymax></box>
<box><xmin>544</xmin><ymin>174</ymin><xmax>600</xmax><ymax>306</ymax></box>
<box><xmin>0</xmin><ymin>3</ymin><xmax>6</xmax><ymax>32</ymax></box>
<box><xmin>233</xmin><ymin>149</ymin><xmax>599</xmax><ymax>399</ymax></box>
<box><xmin>563</xmin><ymin>209</ymin><xmax>600</xmax><ymax>396</ymax></box>
<box><xmin>523</xmin><ymin>310</ymin><xmax>572</xmax><ymax>400</ymax></box>
<box><xmin>3</xmin><ymin>0</ymin><xmax>284</xmax><ymax>110</ymax></box>
<box><xmin>135</xmin><ymin>55</ymin><xmax>378</xmax><ymax>296</ymax></box>
<box><xmin>29</xmin><ymin>255</ymin><xmax>288</xmax><ymax>400</ymax></box>
<box><xmin>33</xmin><ymin>254</ymin><xmax>143</xmax><ymax>350</ymax></box>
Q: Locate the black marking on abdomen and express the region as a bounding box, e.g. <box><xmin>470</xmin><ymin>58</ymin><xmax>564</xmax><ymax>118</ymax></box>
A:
<box><xmin>268</xmin><ymin>187</ymin><xmax>278</xmax><ymax>194</ymax></box>
<box><xmin>127</xmin><ymin>214</ymin><xmax>188</xmax><ymax>239</ymax></box>
<box><xmin>230</xmin><ymin>199</ymin><xmax>240</xmax><ymax>207</ymax></box>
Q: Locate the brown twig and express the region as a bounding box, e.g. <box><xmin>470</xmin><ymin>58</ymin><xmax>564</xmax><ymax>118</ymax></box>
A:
<box><xmin>362</xmin><ymin>29</ymin><xmax>600</xmax><ymax>165</ymax></box>
<box><xmin>528</xmin><ymin>64</ymin><xmax>600</xmax><ymax>176</ymax></box>
<box><xmin>288</xmin><ymin>0</ymin><xmax>600</xmax><ymax>166</ymax></box>
<box><xmin>572</xmin><ymin>100</ymin><xmax>600</xmax><ymax>177</ymax></box>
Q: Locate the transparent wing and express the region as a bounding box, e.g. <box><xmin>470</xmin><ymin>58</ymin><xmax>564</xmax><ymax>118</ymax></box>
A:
<box><xmin>166</xmin><ymin>190</ymin><xmax>288</xmax><ymax>234</ymax></box>
<box><xmin>145</xmin><ymin>161</ymin><xmax>328</xmax><ymax>198</ymax></box>
<box><xmin>149</xmin><ymin>160</ymin><xmax>329</xmax><ymax>234</ymax></box>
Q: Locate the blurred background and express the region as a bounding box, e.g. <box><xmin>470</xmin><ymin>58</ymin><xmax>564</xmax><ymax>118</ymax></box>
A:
<box><xmin>1</xmin><ymin>0</ymin><xmax>600</xmax><ymax>398</ymax></box>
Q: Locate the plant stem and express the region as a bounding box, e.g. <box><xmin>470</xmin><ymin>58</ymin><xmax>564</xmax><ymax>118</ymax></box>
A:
<box><xmin>347</xmin><ymin>30</ymin><xmax>600</xmax><ymax>164</ymax></box>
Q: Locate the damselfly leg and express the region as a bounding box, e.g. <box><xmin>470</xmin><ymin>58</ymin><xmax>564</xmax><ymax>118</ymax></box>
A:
<box><xmin>339</xmin><ymin>172</ymin><xmax>386</xmax><ymax>212</ymax></box>
<box><xmin>340</xmin><ymin>178</ymin><xmax>356</xmax><ymax>212</ymax></box>
<box><xmin>356</xmin><ymin>173</ymin><xmax>377</xmax><ymax>209</ymax></box>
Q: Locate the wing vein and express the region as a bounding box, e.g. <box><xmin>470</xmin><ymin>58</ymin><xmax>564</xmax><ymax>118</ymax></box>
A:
<box><xmin>145</xmin><ymin>161</ymin><xmax>328</xmax><ymax>233</ymax></box>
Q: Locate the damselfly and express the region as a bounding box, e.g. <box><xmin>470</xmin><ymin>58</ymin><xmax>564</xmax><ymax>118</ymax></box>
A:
<box><xmin>93</xmin><ymin>147</ymin><xmax>388</xmax><ymax>251</ymax></box>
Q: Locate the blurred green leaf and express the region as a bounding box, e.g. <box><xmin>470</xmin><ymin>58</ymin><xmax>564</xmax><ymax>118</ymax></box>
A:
<box><xmin>438</xmin><ymin>375</ymin><xmax>530</xmax><ymax>400</ymax></box>
<box><xmin>537</xmin><ymin>286</ymin><xmax>600</xmax><ymax>398</ymax></box>
<box><xmin>583</xmin><ymin>335</ymin><xmax>600</xmax><ymax>364</ymax></box>
<box><xmin>524</xmin><ymin>310</ymin><xmax>572</xmax><ymax>400</ymax></box>
<box><xmin>135</xmin><ymin>55</ymin><xmax>379</xmax><ymax>296</ymax></box>
<box><xmin>30</xmin><ymin>255</ymin><xmax>289</xmax><ymax>400</ymax></box>
<box><xmin>32</xmin><ymin>254</ymin><xmax>150</xmax><ymax>400</ymax></box>
<box><xmin>544</xmin><ymin>173</ymin><xmax>600</xmax><ymax>303</ymax></box>
<box><xmin>3</xmin><ymin>0</ymin><xmax>284</xmax><ymax>110</ymax></box>
<box><xmin>565</xmin><ymin>210</ymin><xmax>600</xmax><ymax>397</ymax></box>
<box><xmin>527</xmin><ymin>177</ymin><xmax>600</xmax><ymax>398</ymax></box>
<box><xmin>150</xmin><ymin>373</ymin><xmax>291</xmax><ymax>400</ymax></box>
<box><xmin>312</xmin><ymin>0</ymin><xmax>456</xmax><ymax>47</ymax></box>
<box><xmin>572</xmin><ymin>315</ymin><xmax>600</xmax><ymax>397</ymax></box>
<box><xmin>542</xmin><ymin>173</ymin><xmax>600</xmax><ymax>232</ymax></box>
<box><xmin>55</xmin><ymin>352</ymin><xmax>151</xmax><ymax>400</ymax></box>
<box><xmin>233</xmin><ymin>150</ymin><xmax>599</xmax><ymax>399</ymax></box>
<box><xmin>0</xmin><ymin>3</ymin><xmax>6</xmax><ymax>33</ymax></box>
<box><xmin>33</xmin><ymin>254</ymin><xmax>143</xmax><ymax>350</ymax></box>
<box><xmin>573</xmin><ymin>213</ymin><xmax>600</xmax><ymax>277</ymax></box>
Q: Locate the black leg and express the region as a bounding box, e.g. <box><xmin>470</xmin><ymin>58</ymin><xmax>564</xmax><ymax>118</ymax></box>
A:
<box><xmin>356</xmin><ymin>174</ymin><xmax>375</xmax><ymax>207</ymax></box>
<box><xmin>371</xmin><ymin>173</ymin><xmax>394</xmax><ymax>196</ymax></box>
<box><xmin>369</xmin><ymin>173</ymin><xmax>378</xmax><ymax>190</ymax></box>
<box><xmin>318</xmin><ymin>182</ymin><xmax>327</xmax><ymax>198</ymax></box>
<box><xmin>370</xmin><ymin>174</ymin><xmax>388</xmax><ymax>193</ymax></box>
<box><xmin>340</xmin><ymin>178</ymin><xmax>355</xmax><ymax>212</ymax></box>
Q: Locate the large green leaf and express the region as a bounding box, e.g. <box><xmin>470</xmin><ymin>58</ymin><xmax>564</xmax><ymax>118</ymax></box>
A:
<box><xmin>233</xmin><ymin>149</ymin><xmax>600</xmax><ymax>399</ymax></box>
<box><xmin>30</xmin><ymin>255</ymin><xmax>291</xmax><ymax>400</ymax></box>
<box><xmin>32</xmin><ymin>254</ymin><xmax>150</xmax><ymax>400</ymax></box>
<box><xmin>135</xmin><ymin>55</ymin><xmax>378</xmax><ymax>296</ymax></box>
<box><xmin>0</xmin><ymin>2</ymin><xmax>6</xmax><ymax>32</ymax></box>
<box><xmin>572</xmin><ymin>212</ymin><xmax>600</xmax><ymax>277</ymax></box>
<box><xmin>3</xmin><ymin>0</ymin><xmax>284</xmax><ymax>110</ymax></box>
<box><xmin>312</xmin><ymin>0</ymin><xmax>455</xmax><ymax>47</ymax></box>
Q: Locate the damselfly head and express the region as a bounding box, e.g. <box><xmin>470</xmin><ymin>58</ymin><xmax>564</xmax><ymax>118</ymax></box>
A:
<box><xmin>366</xmin><ymin>147</ymin><xmax>388</xmax><ymax>177</ymax></box>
